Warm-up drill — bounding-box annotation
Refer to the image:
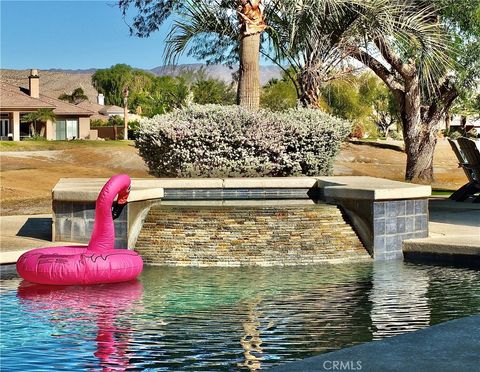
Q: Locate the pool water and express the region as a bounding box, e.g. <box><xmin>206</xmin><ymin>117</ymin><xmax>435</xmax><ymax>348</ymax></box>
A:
<box><xmin>1</xmin><ymin>261</ymin><xmax>479</xmax><ymax>371</ymax></box>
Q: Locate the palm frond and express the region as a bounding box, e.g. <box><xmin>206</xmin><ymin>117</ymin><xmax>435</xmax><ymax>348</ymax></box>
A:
<box><xmin>164</xmin><ymin>0</ymin><xmax>239</xmax><ymax>66</ymax></box>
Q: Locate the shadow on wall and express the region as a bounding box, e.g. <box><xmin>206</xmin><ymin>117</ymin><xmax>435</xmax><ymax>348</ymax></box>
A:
<box><xmin>16</xmin><ymin>218</ymin><xmax>52</xmax><ymax>240</ymax></box>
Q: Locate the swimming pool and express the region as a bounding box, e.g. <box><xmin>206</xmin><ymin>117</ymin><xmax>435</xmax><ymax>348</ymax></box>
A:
<box><xmin>1</xmin><ymin>261</ymin><xmax>479</xmax><ymax>371</ymax></box>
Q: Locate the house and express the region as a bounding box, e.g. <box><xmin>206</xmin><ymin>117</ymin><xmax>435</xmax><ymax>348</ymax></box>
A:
<box><xmin>76</xmin><ymin>97</ymin><xmax>125</xmax><ymax>121</ymax></box>
<box><xmin>0</xmin><ymin>69</ymin><xmax>94</xmax><ymax>140</ymax></box>
<box><xmin>447</xmin><ymin>114</ymin><xmax>480</xmax><ymax>132</ymax></box>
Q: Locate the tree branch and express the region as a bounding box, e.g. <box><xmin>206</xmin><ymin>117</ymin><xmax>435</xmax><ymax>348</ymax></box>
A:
<box><xmin>350</xmin><ymin>46</ymin><xmax>404</xmax><ymax>93</ymax></box>
<box><xmin>374</xmin><ymin>38</ymin><xmax>410</xmax><ymax>77</ymax></box>
<box><xmin>424</xmin><ymin>78</ymin><xmax>459</xmax><ymax>126</ymax></box>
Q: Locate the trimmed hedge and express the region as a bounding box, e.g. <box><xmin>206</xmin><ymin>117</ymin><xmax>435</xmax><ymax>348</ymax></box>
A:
<box><xmin>136</xmin><ymin>104</ymin><xmax>352</xmax><ymax>177</ymax></box>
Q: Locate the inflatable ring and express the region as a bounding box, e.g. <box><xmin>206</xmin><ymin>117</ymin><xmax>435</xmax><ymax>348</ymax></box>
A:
<box><xmin>17</xmin><ymin>174</ymin><xmax>143</xmax><ymax>285</ymax></box>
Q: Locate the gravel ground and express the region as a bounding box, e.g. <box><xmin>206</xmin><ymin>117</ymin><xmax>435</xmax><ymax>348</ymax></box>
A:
<box><xmin>0</xmin><ymin>140</ymin><xmax>467</xmax><ymax>216</ymax></box>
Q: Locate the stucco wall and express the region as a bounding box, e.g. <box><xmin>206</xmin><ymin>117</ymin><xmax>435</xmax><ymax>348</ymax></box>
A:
<box><xmin>78</xmin><ymin>117</ymin><xmax>90</xmax><ymax>139</ymax></box>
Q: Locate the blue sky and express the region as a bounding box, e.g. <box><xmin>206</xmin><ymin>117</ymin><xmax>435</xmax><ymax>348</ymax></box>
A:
<box><xmin>0</xmin><ymin>0</ymin><xmax>201</xmax><ymax>69</ymax></box>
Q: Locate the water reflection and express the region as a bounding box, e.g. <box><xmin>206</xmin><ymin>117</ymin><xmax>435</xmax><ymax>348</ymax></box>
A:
<box><xmin>17</xmin><ymin>280</ymin><xmax>143</xmax><ymax>371</ymax></box>
<box><xmin>1</xmin><ymin>262</ymin><xmax>478</xmax><ymax>371</ymax></box>
<box><xmin>370</xmin><ymin>261</ymin><xmax>430</xmax><ymax>339</ymax></box>
<box><xmin>137</xmin><ymin>264</ymin><xmax>375</xmax><ymax>370</ymax></box>
<box><xmin>239</xmin><ymin>297</ymin><xmax>264</xmax><ymax>371</ymax></box>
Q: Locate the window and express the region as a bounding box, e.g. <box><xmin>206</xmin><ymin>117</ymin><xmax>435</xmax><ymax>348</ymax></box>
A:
<box><xmin>56</xmin><ymin>119</ymin><xmax>78</xmax><ymax>140</ymax></box>
<box><xmin>0</xmin><ymin>118</ymin><xmax>10</xmax><ymax>138</ymax></box>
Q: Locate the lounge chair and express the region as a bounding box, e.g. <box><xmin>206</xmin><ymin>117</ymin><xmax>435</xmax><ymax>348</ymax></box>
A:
<box><xmin>454</xmin><ymin>137</ymin><xmax>480</xmax><ymax>202</ymax></box>
<box><xmin>448</xmin><ymin>138</ymin><xmax>477</xmax><ymax>201</ymax></box>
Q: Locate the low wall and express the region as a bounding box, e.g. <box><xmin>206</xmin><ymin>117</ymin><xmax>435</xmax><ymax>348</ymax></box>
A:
<box><xmin>53</xmin><ymin>200</ymin><xmax>128</xmax><ymax>248</ymax></box>
<box><xmin>92</xmin><ymin>126</ymin><xmax>124</xmax><ymax>140</ymax></box>
<box><xmin>51</xmin><ymin>176</ymin><xmax>431</xmax><ymax>263</ymax></box>
<box><xmin>336</xmin><ymin>199</ymin><xmax>428</xmax><ymax>260</ymax></box>
<box><xmin>135</xmin><ymin>203</ymin><xmax>369</xmax><ymax>266</ymax></box>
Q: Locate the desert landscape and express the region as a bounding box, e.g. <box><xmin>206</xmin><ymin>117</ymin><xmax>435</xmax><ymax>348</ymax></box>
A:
<box><xmin>0</xmin><ymin>139</ymin><xmax>465</xmax><ymax>216</ymax></box>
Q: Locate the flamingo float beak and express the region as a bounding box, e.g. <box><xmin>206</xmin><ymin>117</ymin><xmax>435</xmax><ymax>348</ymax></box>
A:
<box><xmin>112</xmin><ymin>185</ymin><xmax>130</xmax><ymax>220</ymax></box>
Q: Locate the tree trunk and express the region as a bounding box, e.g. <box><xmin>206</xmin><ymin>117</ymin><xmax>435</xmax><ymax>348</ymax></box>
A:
<box><xmin>30</xmin><ymin>122</ymin><xmax>36</xmax><ymax>137</ymax></box>
<box><xmin>298</xmin><ymin>70</ymin><xmax>322</xmax><ymax>108</ymax></box>
<box><xmin>237</xmin><ymin>33</ymin><xmax>261</xmax><ymax>109</ymax></box>
<box><xmin>404</xmin><ymin>125</ymin><xmax>437</xmax><ymax>183</ymax></box>
<box><xmin>400</xmin><ymin>76</ymin><xmax>437</xmax><ymax>183</ymax></box>
<box><xmin>445</xmin><ymin>109</ymin><xmax>451</xmax><ymax>131</ymax></box>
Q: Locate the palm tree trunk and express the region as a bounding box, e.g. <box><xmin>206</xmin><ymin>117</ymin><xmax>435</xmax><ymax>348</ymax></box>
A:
<box><xmin>298</xmin><ymin>70</ymin><xmax>322</xmax><ymax>108</ymax></box>
<box><xmin>236</xmin><ymin>0</ymin><xmax>266</xmax><ymax>110</ymax></box>
<box><xmin>30</xmin><ymin>121</ymin><xmax>36</xmax><ymax>137</ymax></box>
<box><xmin>237</xmin><ymin>33</ymin><xmax>261</xmax><ymax>109</ymax></box>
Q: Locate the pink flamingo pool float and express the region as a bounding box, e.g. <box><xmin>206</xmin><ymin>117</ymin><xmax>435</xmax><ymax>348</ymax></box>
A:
<box><xmin>17</xmin><ymin>174</ymin><xmax>144</xmax><ymax>285</ymax></box>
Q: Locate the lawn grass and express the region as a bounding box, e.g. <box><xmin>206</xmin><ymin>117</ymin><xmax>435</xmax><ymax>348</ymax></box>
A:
<box><xmin>0</xmin><ymin>140</ymin><xmax>134</xmax><ymax>151</ymax></box>
<box><xmin>431</xmin><ymin>189</ymin><xmax>453</xmax><ymax>196</ymax></box>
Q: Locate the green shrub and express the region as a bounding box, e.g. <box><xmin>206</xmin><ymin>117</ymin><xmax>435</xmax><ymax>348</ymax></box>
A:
<box><xmin>136</xmin><ymin>104</ymin><xmax>352</xmax><ymax>177</ymax></box>
<box><xmin>261</xmin><ymin>78</ymin><xmax>298</xmax><ymax>111</ymax></box>
<box><xmin>443</xmin><ymin>128</ymin><xmax>462</xmax><ymax>139</ymax></box>
<box><xmin>90</xmin><ymin>119</ymin><xmax>109</xmax><ymax>127</ymax></box>
<box><xmin>24</xmin><ymin>134</ymin><xmax>47</xmax><ymax>141</ymax></box>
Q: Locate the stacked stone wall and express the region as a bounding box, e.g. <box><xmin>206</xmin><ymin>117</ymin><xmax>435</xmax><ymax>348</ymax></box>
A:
<box><xmin>135</xmin><ymin>203</ymin><xmax>370</xmax><ymax>266</ymax></box>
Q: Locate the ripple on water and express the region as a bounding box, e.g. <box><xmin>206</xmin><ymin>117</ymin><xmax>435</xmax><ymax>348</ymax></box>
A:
<box><xmin>1</xmin><ymin>261</ymin><xmax>479</xmax><ymax>371</ymax></box>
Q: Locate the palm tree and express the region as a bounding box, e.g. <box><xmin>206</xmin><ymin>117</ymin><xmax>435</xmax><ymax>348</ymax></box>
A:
<box><xmin>22</xmin><ymin>109</ymin><xmax>56</xmax><ymax>137</ymax></box>
<box><xmin>58</xmin><ymin>87</ymin><xmax>88</xmax><ymax>104</ymax></box>
<box><xmin>119</xmin><ymin>0</ymin><xmax>267</xmax><ymax>109</ymax></box>
<box><xmin>236</xmin><ymin>1</ymin><xmax>267</xmax><ymax>108</ymax></box>
<box><xmin>165</xmin><ymin>0</ymin><xmax>267</xmax><ymax>109</ymax></box>
<box><xmin>344</xmin><ymin>1</ymin><xmax>455</xmax><ymax>182</ymax></box>
<box><xmin>265</xmin><ymin>0</ymin><xmax>363</xmax><ymax>108</ymax></box>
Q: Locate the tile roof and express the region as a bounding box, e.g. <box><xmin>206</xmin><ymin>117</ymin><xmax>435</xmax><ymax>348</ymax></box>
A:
<box><xmin>100</xmin><ymin>105</ymin><xmax>124</xmax><ymax>115</ymax></box>
<box><xmin>0</xmin><ymin>80</ymin><xmax>94</xmax><ymax>116</ymax></box>
<box><xmin>39</xmin><ymin>94</ymin><xmax>94</xmax><ymax>116</ymax></box>
<box><xmin>76</xmin><ymin>101</ymin><xmax>110</xmax><ymax>121</ymax></box>
<box><xmin>0</xmin><ymin>81</ymin><xmax>54</xmax><ymax>109</ymax></box>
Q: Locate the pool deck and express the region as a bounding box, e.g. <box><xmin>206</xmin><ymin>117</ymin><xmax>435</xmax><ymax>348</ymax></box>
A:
<box><xmin>1</xmin><ymin>197</ymin><xmax>479</xmax><ymax>265</ymax></box>
<box><xmin>269</xmin><ymin>315</ymin><xmax>480</xmax><ymax>371</ymax></box>
<box><xmin>403</xmin><ymin>198</ymin><xmax>480</xmax><ymax>266</ymax></box>
<box><xmin>0</xmin><ymin>214</ymin><xmax>83</xmax><ymax>264</ymax></box>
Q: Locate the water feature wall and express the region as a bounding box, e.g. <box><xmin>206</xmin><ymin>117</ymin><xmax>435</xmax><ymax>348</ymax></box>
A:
<box><xmin>135</xmin><ymin>202</ymin><xmax>369</xmax><ymax>266</ymax></box>
<box><xmin>52</xmin><ymin>176</ymin><xmax>431</xmax><ymax>263</ymax></box>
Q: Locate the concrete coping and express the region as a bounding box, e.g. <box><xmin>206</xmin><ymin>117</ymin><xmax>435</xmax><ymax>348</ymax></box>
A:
<box><xmin>222</xmin><ymin>177</ymin><xmax>318</xmax><ymax>189</ymax></box>
<box><xmin>158</xmin><ymin>199</ymin><xmax>318</xmax><ymax>207</ymax></box>
<box><xmin>53</xmin><ymin>178</ymin><xmax>165</xmax><ymax>202</ymax></box>
<box><xmin>316</xmin><ymin>176</ymin><xmax>431</xmax><ymax>201</ymax></box>
<box><xmin>53</xmin><ymin>176</ymin><xmax>431</xmax><ymax>202</ymax></box>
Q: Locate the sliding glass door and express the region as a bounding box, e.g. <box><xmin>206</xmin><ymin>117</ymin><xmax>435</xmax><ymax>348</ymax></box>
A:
<box><xmin>56</xmin><ymin>119</ymin><xmax>78</xmax><ymax>140</ymax></box>
<box><xmin>0</xmin><ymin>118</ymin><xmax>9</xmax><ymax>138</ymax></box>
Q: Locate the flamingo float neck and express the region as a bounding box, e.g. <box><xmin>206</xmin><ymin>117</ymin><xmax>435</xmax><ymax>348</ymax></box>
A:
<box><xmin>88</xmin><ymin>174</ymin><xmax>131</xmax><ymax>253</ymax></box>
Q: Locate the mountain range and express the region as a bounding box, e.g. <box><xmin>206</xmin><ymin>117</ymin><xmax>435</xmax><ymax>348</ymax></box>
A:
<box><xmin>44</xmin><ymin>64</ymin><xmax>283</xmax><ymax>85</ymax></box>
<box><xmin>0</xmin><ymin>64</ymin><xmax>283</xmax><ymax>103</ymax></box>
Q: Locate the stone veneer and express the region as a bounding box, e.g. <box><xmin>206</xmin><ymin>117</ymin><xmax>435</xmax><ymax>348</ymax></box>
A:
<box><xmin>135</xmin><ymin>203</ymin><xmax>370</xmax><ymax>266</ymax></box>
